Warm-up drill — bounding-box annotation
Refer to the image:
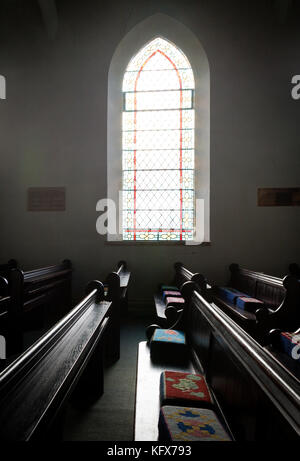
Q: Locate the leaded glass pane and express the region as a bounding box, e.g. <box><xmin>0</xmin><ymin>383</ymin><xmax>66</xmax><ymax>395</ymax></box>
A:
<box><xmin>125</xmin><ymin>89</ymin><xmax>193</xmax><ymax>111</ymax></box>
<box><xmin>123</xmin><ymin>150</ymin><xmax>194</xmax><ymax>171</ymax></box>
<box><xmin>123</xmin><ymin>229</ymin><xmax>194</xmax><ymax>241</ymax></box>
<box><xmin>123</xmin><ymin>68</ymin><xmax>194</xmax><ymax>92</ymax></box>
<box><xmin>122</xmin><ymin>37</ymin><xmax>195</xmax><ymax>241</ymax></box>
<box><xmin>126</xmin><ymin>38</ymin><xmax>192</xmax><ymax>72</ymax></box>
<box><xmin>123</xmin><ymin>110</ymin><xmax>194</xmax><ymax>131</ymax></box>
<box><xmin>123</xmin><ymin>170</ymin><xmax>194</xmax><ymax>191</ymax></box>
<box><xmin>128</xmin><ymin>210</ymin><xmax>194</xmax><ymax>230</ymax></box>
<box><xmin>123</xmin><ymin>190</ymin><xmax>194</xmax><ymax>211</ymax></box>
<box><xmin>123</xmin><ymin>129</ymin><xmax>194</xmax><ymax>150</ymax></box>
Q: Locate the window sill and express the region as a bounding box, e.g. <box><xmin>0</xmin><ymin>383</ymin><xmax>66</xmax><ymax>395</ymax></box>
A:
<box><xmin>105</xmin><ymin>240</ymin><xmax>211</xmax><ymax>246</ymax></box>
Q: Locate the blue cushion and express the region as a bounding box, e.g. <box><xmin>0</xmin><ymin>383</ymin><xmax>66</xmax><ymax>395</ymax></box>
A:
<box><xmin>152</xmin><ymin>329</ymin><xmax>186</xmax><ymax>344</ymax></box>
<box><xmin>217</xmin><ymin>287</ymin><xmax>249</xmax><ymax>304</ymax></box>
<box><xmin>150</xmin><ymin>329</ymin><xmax>187</xmax><ymax>363</ymax></box>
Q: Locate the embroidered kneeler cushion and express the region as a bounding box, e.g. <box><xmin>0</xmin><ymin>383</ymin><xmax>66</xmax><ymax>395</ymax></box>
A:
<box><xmin>165</xmin><ymin>296</ymin><xmax>185</xmax><ymax>309</ymax></box>
<box><xmin>216</xmin><ymin>287</ymin><xmax>248</xmax><ymax>304</ymax></box>
<box><xmin>162</xmin><ymin>290</ymin><xmax>182</xmax><ymax>301</ymax></box>
<box><xmin>235</xmin><ymin>296</ymin><xmax>264</xmax><ymax>312</ymax></box>
<box><xmin>280</xmin><ymin>332</ymin><xmax>300</xmax><ymax>362</ymax></box>
<box><xmin>160</xmin><ymin>371</ymin><xmax>213</xmax><ymax>408</ymax></box>
<box><xmin>159</xmin><ymin>406</ymin><xmax>231</xmax><ymax>441</ymax></box>
<box><xmin>150</xmin><ymin>329</ymin><xmax>187</xmax><ymax>362</ymax></box>
<box><xmin>161</xmin><ymin>285</ymin><xmax>179</xmax><ymax>292</ymax></box>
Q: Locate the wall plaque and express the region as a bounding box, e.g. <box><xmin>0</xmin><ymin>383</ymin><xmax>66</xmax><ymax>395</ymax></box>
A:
<box><xmin>28</xmin><ymin>187</ymin><xmax>66</xmax><ymax>211</ymax></box>
<box><xmin>257</xmin><ymin>188</ymin><xmax>300</xmax><ymax>206</ymax></box>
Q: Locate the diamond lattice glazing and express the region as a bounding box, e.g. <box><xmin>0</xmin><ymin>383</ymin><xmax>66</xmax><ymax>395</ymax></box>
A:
<box><xmin>122</xmin><ymin>37</ymin><xmax>195</xmax><ymax>241</ymax></box>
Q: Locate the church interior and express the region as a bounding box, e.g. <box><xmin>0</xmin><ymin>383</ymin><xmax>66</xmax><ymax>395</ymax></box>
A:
<box><xmin>0</xmin><ymin>0</ymin><xmax>299</xmax><ymax>444</ymax></box>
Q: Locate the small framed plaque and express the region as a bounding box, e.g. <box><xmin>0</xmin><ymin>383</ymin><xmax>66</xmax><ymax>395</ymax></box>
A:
<box><xmin>28</xmin><ymin>187</ymin><xmax>66</xmax><ymax>211</ymax></box>
<box><xmin>257</xmin><ymin>188</ymin><xmax>300</xmax><ymax>206</ymax></box>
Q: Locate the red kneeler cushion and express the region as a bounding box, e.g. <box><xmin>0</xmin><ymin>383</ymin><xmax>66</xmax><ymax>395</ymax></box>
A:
<box><xmin>165</xmin><ymin>296</ymin><xmax>185</xmax><ymax>309</ymax></box>
<box><xmin>160</xmin><ymin>371</ymin><xmax>213</xmax><ymax>408</ymax></box>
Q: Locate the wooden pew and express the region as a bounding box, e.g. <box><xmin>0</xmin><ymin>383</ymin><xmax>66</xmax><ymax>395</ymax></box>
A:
<box><xmin>289</xmin><ymin>263</ymin><xmax>300</xmax><ymax>277</ymax></box>
<box><xmin>154</xmin><ymin>262</ymin><xmax>208</xmax><ymax>326</ymax></box>
<box><xmin>0</xmin><ymin>259</ymin><xmax>17</xmax><ymax>296</ymax></box>
<box><xmin>211</xmin><ymin>264</ymin><xmax>300</xmax><ymax>344</ymax></box>
<box><xmin>0</xmin><ymin>259</ymin><xmax>17</xmax><ymax>277</ymax></box>
<box><xmin>266</xmin><ymin>328</ymin><xmax>300</xmax><ymax>380</ymax></box>
<box><xmin>174</xmin><ymin>262</ymin><xmax>207</xmax><ymax>291</ymax></box>
<box><xmin>185</xmin><ymin>285</ymin><xmax>300</xmax><ymax>440</ymax></box>
<box><xmin>0</xmin><ymin>261</ymin><xmax>18</xmax><ymax>357</ymax></box>
<box><xmin>104</xmin><ymin>261</ymin><xmax>130</xmax><ymax>362</ymax></box>
<box><xmin>0</xmin><ymin>280</ymin><xmax>110</xmax><ymax>441</ymax></box>
<box><xmin>1</xmin><ymin>260</ymin><xmax>72</xmax><ymax>356</ymax></box>
<box><xmin>135</xmin><ymin>282</ymin><xmax>300</xmax><ymax>441</ymax></box>
<box><xmin>0</xmin><ymin>296</ymin><xmax>9</xmax><ymax>369</ymax></box>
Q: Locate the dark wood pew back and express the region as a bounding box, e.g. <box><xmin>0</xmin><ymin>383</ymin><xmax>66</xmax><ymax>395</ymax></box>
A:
<box><xmin>0</xmin><ymin>296</ymin><xmax>9</xmax><ymax>367</ymax></box>
<box><xmin>105</xmin><ymin>261</ymin><xmax>130</xmax><ymax>361</ymax></box>
<box><xmin>174</xmin><ymin>262</ymin><xmax>207</xmax><ymax>292</ymax></box>
<box><xmin>7</xmin><ymin>260</ymin><xmax>72</xmax><ymax>355</ymax></box>
<box><xmin>289</xmin><ymin>263</ymin><xmax>300</xmax><ymax>278</ymax></box>
<box><xmin>184</xmin><ymin>285</ymin><xmax>300</xmax><ymax>441</ymax></box>
<box><xmin>151</xmin><ymin>262</ymin><xmax>208</xmax><ymax>328</ymax></box>
<box><xmin>212</xmin><ymin>264</ymin><xmax>300</xmax><ymax>342</ymax></box>
<box><xmin>229</xmin><ymin>264</ymin><xmax>286</xmax><ymax>308</ymax></box>
<box><xmin>0</xmin><ymin>280</ymin><xmax>110</xmax><ymax>441</ymax></box>
<box><xmin>107</xmin><ymin>260</ymin><xmax>130</xmax><ymax>305</ymax></box>
<box><xmin>0</xmin><ymin>260</ymin><xmax>17</xmax><ymax>296</ymax></box>
<box><xmin>0</xmin><ymin>259</ymin><xmax>17</xmax><ymax>277</ymax></box>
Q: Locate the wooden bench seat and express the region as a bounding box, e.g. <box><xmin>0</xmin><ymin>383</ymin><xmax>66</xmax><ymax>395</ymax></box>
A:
<box><xmin>136</xmin><ymin>282</ymin><xmax>300</xmax><ymax>441</ymax></box>
<box><xmin>153</xmin><ymin>293</ymin><xmax>168</xmax><ymax>323</ymax></box>
<box><xmin>153</xmin><ymin>262</ymin><xmax>208</xmax><ymax>325</ymax></box>
<box><xmin>212</xmin><ymin>294</ymin><xmax>256</xmax><ymax>320</ymax></box>
<box><xmin>134</xmin><ymin>341</ymin><xmax>195</xmax><ymax>441</ymax></box>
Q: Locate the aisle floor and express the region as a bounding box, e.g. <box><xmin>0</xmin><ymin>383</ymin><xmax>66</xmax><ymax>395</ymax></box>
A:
<box><xmin>63</xmin><ymin>310</ymin><xmax>152</xmax><ymax>441</ymax></box>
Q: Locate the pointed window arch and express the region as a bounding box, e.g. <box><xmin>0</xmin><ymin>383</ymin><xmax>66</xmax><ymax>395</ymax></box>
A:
<box><xmin>122</xmin><ymin>37</ymin><xmax>195</xmax><ymax>241</ymax></box>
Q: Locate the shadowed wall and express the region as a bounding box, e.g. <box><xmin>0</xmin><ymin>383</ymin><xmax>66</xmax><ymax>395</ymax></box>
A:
<box><xmin>0</xmin><ymin>0</ymin><xmax>299</xmax><ymax>305</ymax></box>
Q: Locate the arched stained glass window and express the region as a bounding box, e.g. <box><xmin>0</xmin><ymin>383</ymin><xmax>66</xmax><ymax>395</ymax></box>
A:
<box><xmin>122</xmin><ymin>37</ymin><xmax>195</xmax><ymax>241</ymax></box>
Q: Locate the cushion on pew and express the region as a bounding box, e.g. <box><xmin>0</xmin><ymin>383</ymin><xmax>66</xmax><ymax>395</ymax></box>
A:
<box><xmin>280</xmin><ymin>332</ymin><xmax>300</xmax><ymax>362</ymax></box>
<box><xmin>161</xmin><ymin>285</ymin><xmax>178</xmax><ymax>291</ymax></box>
<box><xmin>160</xmin><ymin>371</ymin><xmax>213</xmax><ymax>408</ymax></box>
<box><xmin>152</xmin><ymin>329</ymin><xmax>186</xmax><ymax>344</ymax></box>
<box><xmin>150</xmin><ymin>329</ymin><xmax>187</xmax><ymax>363</ymax></box>
<box><xmin>162</xmin><ymin>290</ymin><xmax>182</xmax><ymax>301</ymax></box>
<box><xmin>159</xmin><ymin>406</ymin><xmax>231</xmax><ymax>441</ymax></box>
<box><xmin>216</xmin><ymin>287</ymin><xmax>249</xmax><ymax>304</ymax></box>
<box><xmin>165</xmin><ymin>296</ymin><xmax>185</xmax><ymax>309</ymax></box>
<box><xmin>235</xmin><ymin>296</ymin><xmax>264</xmax><ymax>312</ymax></box>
